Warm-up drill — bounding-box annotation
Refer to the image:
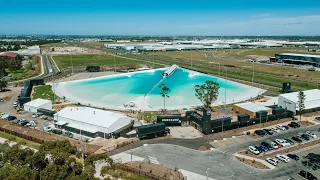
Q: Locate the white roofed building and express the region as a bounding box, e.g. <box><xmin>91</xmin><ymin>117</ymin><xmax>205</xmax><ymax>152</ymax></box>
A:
<box><xmin>24</xmin><ymin>98</ymin><xmax>52</xmax><ymax>113</ymax></box>
<box><xmin>278</xmin><ymin>89</ymin><xmax>320</xmax><ymax>114</ymax></box>
<box><xmin>53</xmin><ymin>107</ymin><xmax>134</xmax><ymax>138</ymax></box>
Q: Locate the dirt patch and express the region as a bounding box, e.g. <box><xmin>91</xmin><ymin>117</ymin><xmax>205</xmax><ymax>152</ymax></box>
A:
<box><xmin>118</xmin><ymin>161</ymin><xmax>184</xmax><ymax>180</ymax></box>
<box><xmin>197</xmin><ymin>146</ymin><xmax>210</xmax><ymax>151</ymax></box>
<box><xmin>89</xmin><ymin>137</ymin><xmax>139</xmax><ymax>154</ymax></box>
<box><xmin>235</xmin><ymin>156</ymin><xmax>270</xmax><ymax>169</ymax></box>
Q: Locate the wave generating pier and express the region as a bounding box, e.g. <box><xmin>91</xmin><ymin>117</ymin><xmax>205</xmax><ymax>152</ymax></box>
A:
<box><xmin>144</xmin><ymin>65</ymin><xmax>179</xmax><ymax>97</ymax></box>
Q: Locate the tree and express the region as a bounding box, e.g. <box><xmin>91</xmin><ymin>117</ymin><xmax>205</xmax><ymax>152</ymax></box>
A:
<box><xmin>0</xmin><ymin>79</ymin><xmax>8</xmax><ymax>92</ymax></box>
<box><xmin>8</xmin><ymin>60</ymin><xmax>21</xmax><ymax>71</ymax></box>
<box><xmin>297</xmin><ymin>91</ymin><xmax>306</xmax><ymax>121</ymax></box>
<box><xmin>159</xmin><ymin>83</ymin><xmax>170</xmax><ymax>112</ymax></box>
<box><xmin>194</xmin><ymin>80</ymin><xmax>220</xmax><ymax>109</ymax></box>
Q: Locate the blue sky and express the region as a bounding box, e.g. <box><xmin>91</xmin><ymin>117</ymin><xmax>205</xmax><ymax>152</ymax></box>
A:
<box><xmin>1</xmin><ymin>0</ymin><xmax>320</xmax><ymax>35</ymax></box>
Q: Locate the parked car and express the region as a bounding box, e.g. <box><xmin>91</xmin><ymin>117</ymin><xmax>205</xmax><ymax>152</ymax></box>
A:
<box><xmin>270</xmin><ymin>141</ymin><xmax>279</xmax><ymax>149</ymax></box>
<box><xmin>275</xmin><ymin>139</ymin><xmax>291</xmax><ymax>147</ymax></box>
<box><xmin>50</xmin><ymin>129</ymin><xmax>63</xmax><ymax>135</ymax></box>
<box><xmin>287</xmin><ymin>154</ymin><xmax>299</xmax><ymax>161</ymax></box>
<box><xmin>292</xmin><ymin>136</ymin><xmax>303</xmax><ymax>143</ymax></box>
<box><xmin>32</xmin><ymin>113</ymin><xmax>42</xmax><ymax>118</ymax></box>
<box><xmin>7</xmin><ymin>116</ymin><xmax>17</xmax><ymax>121</ymax></box>
<box><xmin>248</xmin><ymin>146</ymin><xmax>260</xmax><ymax>155</ymax></box>
<box><xmin>261</xmin><ymin>142</ymin><xmax>273</xmax><ymax>151</ymax></box>
<box><xmin>255</xmin><ymin>130</ymin><xmax>266</xmax><ymax>136</ymax></box>
<box><xmin>43</xmin><ymin>126</ymin><xmax>52</xmax><ymax>132</ymax></box>
<box><xmin>63</xmin><ymin>131</ymin><xmax>74</xmax><ymax>138</ymax></box>
<box><xmin>305</xmin><ymin>131</ymin><xmax>317</xmax><ymax>138</ymax></box>
<box><xmin>284</xmin><ymin>138</ymin><xmax>295</xmax><ymax>145</ymax></box>
<box><xmin>263</xmin><ymin>129</ymin><xmax>273</xmax><ymax>135</ymax></box>
<box><xmin>259</xmin><ymin>145</ymin><xmax>269</xmax><ymax>152</ymax></box>
<box><xmin>18</xmin><ymin>119</ymin><xmax>29</xmax><ymax>126</ymax></box>
<box><xmin>292</xmin><ymin>117</ymin><xmax>298</xmax><ymax>120</ymax></box>
<box><xmin>276</xmin><ymin>154</ymin><xmax>290</xmax><ymax>163</ymax></box>
<box><xmin>315</xmin><ymin>116</ymin><xmax>320</xmax><ymax>121</ymax></box>
<box><xmin>271</xmin><ymin>127</ymin><xmax>280</xmax><ymax>133</ymax></box>
<box><xmin>301</xmin><ymin>134</ymin><xmax>312</xmax><ymax>141</ymax></box>
<box><xmin>26</xmin><ymin>120</ymin><xmax>37</xmax><ymax>127</ymax></box>
<box><xmin>283</xmin><ymin>125</ymin><xmax>289</xmax><ymax>130</ymax></box>
<box><xmin>291</xmin><ymin>122</ymin><xmax>300</xmax><ymax>127</ymax></box>
<box><xmin>298</xmin><ymin>170</ymin><xmax>317</xmax><ymax>180</ymax></box>
<box><xmin>13</xmin><ymin>102</ymin><xmax>18</xmax><ymax>107</ymax></box>
<box><xmin>276</xmin><ymin>125</ymin><xmax>286</xmax><ymax>131</ymax></box>
<box><xmin>265</xmin><ymin>158</ymin><xmax>278</xmax><ymax>166</ymax></box>
<box><xmin>0</xmin><ymin>99</ymin><xmax>4</xmax><ymax>102</ymax></box>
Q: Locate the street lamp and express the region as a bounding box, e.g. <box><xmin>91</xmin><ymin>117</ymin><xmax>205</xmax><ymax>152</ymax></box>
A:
<box><xmin>206</xmin><ymin>167</ymin><xmax>211</xmax><ymax>180</ymax></box>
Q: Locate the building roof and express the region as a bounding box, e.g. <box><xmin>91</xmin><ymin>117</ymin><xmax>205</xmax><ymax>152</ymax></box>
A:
<box><xmin>234</xmin><ymin>102</ymin><xmax>271</xmax><ymax>112</ymax></box>
<box><xmin>278</xmin><ymin>53</ymin><xmax>320</xmax><ymax>58</ymax></box>
<box><xmin>24</xmin><ymin>98</ymin><xmax>52</xmax><ymax>108</ymax></box>
<box><xmin>279</xmin><ymin>89</ymin><xmax>320</xmax><ymax>110</ymax></box>
<box><xmin>0</xmin><ymin>52</ymin><xmax>17</xmax><ymax>58</ymax></box>
<box><xmin>55</xmin><ymin>107</ymin><xmax>130</xmax><ymax>129</ymax></box>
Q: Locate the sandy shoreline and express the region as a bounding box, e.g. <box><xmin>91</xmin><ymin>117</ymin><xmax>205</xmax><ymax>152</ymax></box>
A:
<box><xmin>52</xmin><ymin>68</ymin><xmax>266</xmax><ymax>111</ymax></box>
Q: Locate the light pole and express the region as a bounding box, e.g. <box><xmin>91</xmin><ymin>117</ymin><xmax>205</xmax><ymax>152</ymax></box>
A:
<box><xmin>71</xmin><ymin>53</ymin><xmax>74</xmax><ymax>75</ymax></box>
<box><xmin>114</xmin><ymin>56</ymin><xmax>116</xmax><ymax>72</ymax></box>
<box><xmin>206</xmin><ymin>167</ymin><xmax>211</xmax><ymax>180</ymax></box>
<box><xmin>225</xmin><ymin>68</ymin><xmax>227</xmax><ymax>107</ymax></box>
<box><xmin>259</xmin><ymin>110</ymin><xmax>262</xmax><ymax>125</ymax></box>
<box><xmin>190</xmin><ymin>51</ymin><xmax>193</xmax><ymax>69</ymax></box>
<box><xmin>252</xmin><ymin>62</ymin><xmax>255</xmax><ymax>85</ymax></box>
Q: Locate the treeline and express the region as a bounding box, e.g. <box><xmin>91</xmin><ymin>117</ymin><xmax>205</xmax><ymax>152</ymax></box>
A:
<box><xmin>0</xmin><ymin>39</ymin><xmax>62</xmax><ymax>52</ymax></box>
<box><xmin>0</xmin><ymin>140</ymin><xmax>113</xmax><ymax>180</ymax></box>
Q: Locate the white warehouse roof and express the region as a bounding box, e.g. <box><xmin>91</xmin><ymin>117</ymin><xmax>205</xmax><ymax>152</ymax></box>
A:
<box><xmin>235</xmin><ymin>102</ymin><xmax>271</xmax><ymax>112</ymax></box>
<box><xmin>279</xmin><ymin>89</ymin><xmax>320</xmax><ymax>110</ymax></box>
<box><xmin>24</xmin><ymin>98</ymin><xmax>52</xmax><ymax>107</ymax></box>
<box><xmin>54</xmin><ymin>107</ymin><xmax>132</xmax><ymax>132</ymax></box>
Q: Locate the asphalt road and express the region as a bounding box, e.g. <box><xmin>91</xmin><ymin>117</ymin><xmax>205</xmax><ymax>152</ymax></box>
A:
<box><xmin>110</xmin><ymin>124</ymin><xmax>320</xmax><ymax>180</ymax></box>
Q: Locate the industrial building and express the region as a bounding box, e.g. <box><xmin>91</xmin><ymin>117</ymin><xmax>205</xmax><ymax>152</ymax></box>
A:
<box><xmin>275</xmin><ymin>53</ymin><xmax>320</xmax><ymax>67</ymax></box>
<box><xmin>23</xmin><ymin>98</ymin><xmax>52</xmax><ymax>113</ymax></box>
<box><xmin>54</xmin><ymin>107</ymin><xmax>134</xmax><ymax>138</ymax></box>
<box><xmin>233</xmin><ymin>102</ymin><xmax>272</xmax><ymax>118</ymax></box>
<box><xmin>278</xmin><ymin>89</ymin><xmax>320</xmax><ymax>114</ymax></box>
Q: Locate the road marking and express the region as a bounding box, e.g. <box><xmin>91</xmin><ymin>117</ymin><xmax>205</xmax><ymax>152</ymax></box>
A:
<box><xmin>148</xmin><ymin>156</ymin><xmax>160</xmax><ymax>164</ymax></box>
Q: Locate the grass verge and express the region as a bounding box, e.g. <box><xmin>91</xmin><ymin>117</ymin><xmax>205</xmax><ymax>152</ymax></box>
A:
<box><xmin>137</xmin><ymin>112</ymin><xmax>157</xmax><ymax>123</ymax></box>
<box><xmin>0</xmin><ymin>131</ymin><xmax>40</xmax><ymax>149</ymax></box>
<box><xmin>32</xmin><ymin>85</ymin><xmax>57</xmax><ymax>102</ymax></box>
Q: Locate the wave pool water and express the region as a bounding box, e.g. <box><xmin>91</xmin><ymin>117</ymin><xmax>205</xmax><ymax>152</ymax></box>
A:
<box><xmin>54</xmin><ymin>68</ymin><xmax>265</xmax><ymax>110</ymax></box>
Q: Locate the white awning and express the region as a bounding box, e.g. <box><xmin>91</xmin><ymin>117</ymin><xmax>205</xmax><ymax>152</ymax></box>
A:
<box><xmin>55</xmin><ymin>121</ymin><xmax>68</xmax><ymax>126</ymax></box>
<box><xmin>66</xmin><ymin>123</ymin><xmax>98</xmax><ymax>133</ymax></box>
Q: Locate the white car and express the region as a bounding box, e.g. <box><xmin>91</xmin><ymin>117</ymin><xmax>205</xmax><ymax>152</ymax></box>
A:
<box><xmin>248</xmin><ymin>146</ymin><xmax>260</xmax><ymax>155</ymax></box>
<box><xmin>43</xmin><ymin>126</ymin><xmax>52</xmax><ymax>132</ymax></box>
<box><xmin>265</xmin><ymin>158</ymin><xmax>278</xmax><ymax>166</ymax></box>
<box><xmin>276</xmin><ymin>125</ymin><xmax>286</xmax><ymax>131</ymax></box>
<box><xmin>276</xmin><ymin>154</ymin><xmax>290</xmax><ymax>163</ymax></box>
<box><xmin>271</xmin><ymin>128</ymin><xmax>280</xmax><ymax>133</ymax></box>
<box><xmin>306</xmin><ymin>131</ymin><xmax>317</xmax><ymax>138</ymax></box>
<box><xmin>270</xmin><ymin>141</ymin><xmax>279</xmax><ymax>149</ymax></box>
<box><xmin>275</xmin><ymin>139</ymin><xmax>291</xmax><ymax>147</ymax></box>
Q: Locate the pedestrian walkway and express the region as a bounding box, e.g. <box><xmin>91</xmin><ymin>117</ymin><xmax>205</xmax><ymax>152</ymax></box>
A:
<box><xmin>234</xmin><ymin>153</ymin><xmax>275</xmax><ymax>169</ymax></box>
<box><xmin>148</xmin><ymin>156</ymin><xmax>160</xmax><ymax>164</ymax></box>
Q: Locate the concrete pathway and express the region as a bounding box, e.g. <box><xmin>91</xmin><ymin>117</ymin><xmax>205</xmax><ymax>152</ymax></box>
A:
<box><xmin>234</xmin><ymin>153</ymin><xmax>275</xmax><ymax>169</ymax></box>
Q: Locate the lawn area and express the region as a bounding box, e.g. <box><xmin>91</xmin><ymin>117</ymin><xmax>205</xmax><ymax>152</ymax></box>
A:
<box><xmin>52</xmin><ymin>54</ymin><xmax>152</xmax><ymax>70</ymax></box>
<box><xmin>137</xmin><ymin>112</ymin><xmax>157</xmax><ymax>123</ymax></box>
<box><xmin>0</xmin><ymin>131</ymin><xmax>40</xmax><ymax>149</ymax></box>
<box><xmin>32</xmin><ymin>85</ymin><xmax>56</xmax><ymax>102</ymax></box>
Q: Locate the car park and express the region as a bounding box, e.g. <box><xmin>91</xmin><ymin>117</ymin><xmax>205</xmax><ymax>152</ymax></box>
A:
<box><xmin>292</xmin><ymin>136</ymin><xmax>303</xmax><ymax>143</ymax></box>
<box><xmin>276</xmin><ymin>125</ymin><xmax>286</xmax><ymax>131</ymax></box>
<box><xmin>276</xmin><ymin>154</ymin><xmax>290</xmax><ymax>163</ymax></box>
<box><xmin>248</xmin><ymin>146</ymin><xmax>260</xmax><ymax>155</ymax></box>
<box><xmin>270</xmin><ymin>141</ymin><xmax>279</xmax><ymax>149</ymax></box>
<box><xmin>50</xmin><ymin>129</ymin><xmax>63</xmax><ymax>135</ymax></box>
<box><xmin>263</xmin><ymin>129</ymin><xmax>273</xmax><ymax>135</ymax></box>
<box><xmin>271</xmin><ymin>127</ymin><xmax>280</xmax><ymax>133</ymax></box>
<box><xmin>18</xmin><ymin>119</ymin><xmax>29</xmax><ymax>126</ymax></box>
<box><xmin>43</xmin><ymin>126</ymin><xmax>52</xmax><ymax>132</ymax></box>
<box><xmin>316</xmin><ymin>116</ymin><xmax>320</xmax><ymax>121</ymax></box>
<box><xmin>298</xmin><ymin>170</ymin><xmax>317</xmax><ymax>180</ymax></box>
<box><xmin>32</xmin><ymin>113</ymin><xmax>42</xmax><ymax>118</ymax></box>
<box><xmin>305</xmin><ymin>131</ymin><xmax>317</xmax><ymax>138</ymax></box>
<box><xmin>287</xmin><ymin>154</ymin><xmax>299</xmax><ymax>161</ymax></box>
<box><xmin>254</xmin><ymin>130</ymin><xmax>266</xmax><ymax>136</ymax></box>
<box><xmin>265</xmin><ymin>158</ymin><xmax>278</xmax><ymax>166</ymax></box>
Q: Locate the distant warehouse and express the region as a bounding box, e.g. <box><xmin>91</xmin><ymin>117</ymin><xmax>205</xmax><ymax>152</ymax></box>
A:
<box><xmin>54</xmin><ymin>107</ymin><xmax>134</xmax><ymax>138</ymax></box>
<box><xmin>275</xmin><ymin>53</ymin><xmax>320</xmax><ymax>67</ymax></box>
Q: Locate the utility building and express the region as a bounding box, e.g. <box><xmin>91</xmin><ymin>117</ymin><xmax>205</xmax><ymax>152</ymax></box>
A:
<box><xmin>23</xmin><ymin>98</ymin><xmax>52</xmax><ymax>113</ymax></box>
<box><xmin>53</xmin><ymin>107</ymin><xmax>134</xmax><ymax>138</ymax></box>
<box><xmin>233</xmin><ymin>102</ymin><xmax>272</xmax><ymax>118</ymax></box>
<box><xmin>278</xmin><ymin>89</ymin><xmax>320</xmax><ymax>114</ymax></box>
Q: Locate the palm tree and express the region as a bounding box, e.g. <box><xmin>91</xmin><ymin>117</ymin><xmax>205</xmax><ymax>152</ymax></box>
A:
<box><xmin>159</xmin><ymin>83</ymin><xmax>170</xmax><ymax>112</ymax></box>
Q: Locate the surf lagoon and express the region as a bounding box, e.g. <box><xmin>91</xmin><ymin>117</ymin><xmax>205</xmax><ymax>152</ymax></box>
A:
<box><xmin>54</xmin><ymin>67</ymin><xmax>265</xmax><ymax>110</ymax></box>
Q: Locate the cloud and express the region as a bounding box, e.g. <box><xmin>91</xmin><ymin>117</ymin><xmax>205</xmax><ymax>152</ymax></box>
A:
<box><xmin>255</xmin><ymin>13</ymin><xmax>272</xmax><ymax>17</ymax></box>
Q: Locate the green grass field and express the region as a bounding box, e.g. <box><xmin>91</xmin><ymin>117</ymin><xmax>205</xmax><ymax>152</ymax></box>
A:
<box><xmin>0</xmin><ymin>131</ymin><xmax>40</xmax><ymax>149</ymax></box>
<box><xmin>32</xmin><ymin>85</ymin><xmax>56</xmax><ymax>102</ymax></box>
<box><xmin>52</xmin><ymin>54</ymin><xmax>152</xmax><ymax>70</ymax></box>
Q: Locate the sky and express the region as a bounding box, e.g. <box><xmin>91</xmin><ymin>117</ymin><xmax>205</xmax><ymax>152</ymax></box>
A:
<box><xmin>1</xmin><ymin>0</ymin><xmax>320</xmax><ymax>36</ymax></box>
